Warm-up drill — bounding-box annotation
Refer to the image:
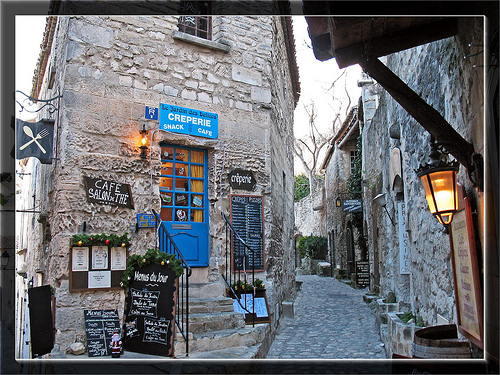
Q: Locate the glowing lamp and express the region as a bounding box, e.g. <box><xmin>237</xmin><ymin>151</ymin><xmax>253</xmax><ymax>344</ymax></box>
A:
<box><xmin>415</xmin><ymin>141</ymin><xmax>460</xmax><ymax>227</ymax></box>
<box><xmin>139</xmin><ymin>124</ymin><xmax>148</xmax><ymax>159</ymax></box>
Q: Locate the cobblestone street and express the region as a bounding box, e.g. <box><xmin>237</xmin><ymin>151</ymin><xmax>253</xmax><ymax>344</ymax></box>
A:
<box><xmin>266</xmin><ymin>275</ymin><xmax>386</xmax><ymax>359</ymax></box>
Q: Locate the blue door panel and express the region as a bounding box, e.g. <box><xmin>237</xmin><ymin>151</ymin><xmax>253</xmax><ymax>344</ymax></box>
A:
<box><xmin>159</xmin><ymin>145</ymin><xmax>209</xmax><ymax>267</ymax></box>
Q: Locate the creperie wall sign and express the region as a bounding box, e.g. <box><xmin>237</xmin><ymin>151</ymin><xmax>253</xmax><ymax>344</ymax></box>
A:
<box><xmin>84</xmin><ymin>176</ymin><xmax>134</xmax><ymax>209</ymax></box>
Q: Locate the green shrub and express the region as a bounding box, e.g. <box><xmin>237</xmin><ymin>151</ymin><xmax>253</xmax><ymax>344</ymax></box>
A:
<box><xmin>294</xmin><ymin>174</ymin><xmax>310</xmax><ymax>201</ymax></box>
<box><xmin>297</xmin><ymin>235</ymin><xmax>328</xmax><ymax>260</ymax></box>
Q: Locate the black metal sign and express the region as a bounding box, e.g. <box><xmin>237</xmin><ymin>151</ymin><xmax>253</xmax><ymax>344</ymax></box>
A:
<box><xmin>28</xmin><ymin>285</ymin><xmax>54</xmax><ymax>358</ymax></box>
<box><xmin>84</xmin><ymin>176</ymin><xmax>134</xmax><ymax>209</ymax></box>
<box><xmin>228</xmin><ymin>169</ymin><xmax>256</xmax><ymax>191</ymax></box>
<box><xmin>342</xmin><ymin>198</ymin><xmax>362</xmax><ymax>213</ymax></box>
<box><xmin>355</xmin><ymin>261</ymin><xmax>370</xmax><ymax>288</ymax></box>
<box><xmin>84</xmin><ymin>309</ymin><xmax>120</xmax><ymax>357</ymax></box>
<box><xmin>123</xmin><ymin>263</ymin><xmax>176</xmax><ymax>357</ymax></box>
<box><xmin>16</xmin><ymin>119</ymin><xmax>54</xmax><ymax>164</ymax></box>
<box><xmin>230</xmin><ymin>195</ymin><xmax>264</xmax><ymax>271</ymax></box>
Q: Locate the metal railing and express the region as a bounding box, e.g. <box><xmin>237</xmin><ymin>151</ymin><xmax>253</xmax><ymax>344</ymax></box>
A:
<box><xmin>221</xmin><ymin>212</ymin><xmax>256</xmax><ymax>326</ymax></box>
<box><xmin>152</xmin><ymin>209</ymin><xmax>192</xmax><ymax>356</ymax></box>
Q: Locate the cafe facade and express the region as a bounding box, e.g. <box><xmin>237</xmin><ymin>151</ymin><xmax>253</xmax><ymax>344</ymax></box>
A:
<box><xmin>16</xmin><ymin>12</ymin><xmax>299</xmax><ymax>358</ymax></box>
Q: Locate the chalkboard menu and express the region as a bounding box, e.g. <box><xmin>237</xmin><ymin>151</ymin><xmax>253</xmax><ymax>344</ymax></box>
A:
<box><xmin>123</xmin><ymin>263</ymin><xmax>177</xmax><ymax>357</ymax></box>
<box><xmin>84</xmin><ymin>309</ymin><xmax>120</xmax><ymax>357</ymax></box>
<box><xmin>355</xmin><ymin>261</ymin><xmax>370</xmax><ymax>288</ymax></box>
<box><xmin>230</xmin><ymin>195</ymin><xmax>265</xmax><ymax>271</ymax></box>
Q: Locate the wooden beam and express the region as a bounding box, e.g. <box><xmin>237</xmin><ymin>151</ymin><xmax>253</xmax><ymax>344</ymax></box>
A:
<box><xmin>335</xmin><ymin>18</ymin><xmax>458</xmax><ymax>68</ymax></box>
<box><xmin>358</xmin><ymin>56</ymin><xmax>475</xmax><ymax>173</ymax></box>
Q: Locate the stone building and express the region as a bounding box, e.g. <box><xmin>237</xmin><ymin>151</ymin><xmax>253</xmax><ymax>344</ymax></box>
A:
<box><xmin>306</xmin><ymin>10</ymin><xmax>498</xmax><ymax>366</ymax></box>
<box><xmin>359</xmin><ymin>18</ymin><xmax>486</xmax><ymax>355</ymax></box>
<box><xmin>321</xmin><ymin>104</ymin><xmax>364</xmax><ymax>279</ymax></box>
<box><xmin>16</xmin><ymin>9</ymin><xmax>299</xmax><ymax>358</ymax></box>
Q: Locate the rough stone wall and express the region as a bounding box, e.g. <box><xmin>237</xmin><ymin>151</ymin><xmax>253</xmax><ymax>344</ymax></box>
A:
<box><xmin>25</xmin><ymin>15</ymin><xmax>297</xmax><ymax>353</ymax></box>
<box><xmin>361</xmin><ymin>18</ymin><xmax>484</xmax><ymax>329</ymax></box>
<box><xmin>266</xmin><ymin>17</ymin><xmax>297</xmax><ymax>326</ymax></box>
<box><xmin>323</xmin><ymin>129</ymin><xmax>364</xmax><ymax>274</ymax></box>
<box><xmin>294</xmin><ymin>184</ymin><xmax>326</xmax><ymax>237</ymax></box>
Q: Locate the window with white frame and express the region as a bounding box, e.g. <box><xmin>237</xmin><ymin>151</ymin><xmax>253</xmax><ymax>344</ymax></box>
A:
<box><xmin>350</xmin><ymin>150</ymin><xmax>359</xmax><ymax>174</ymax></box>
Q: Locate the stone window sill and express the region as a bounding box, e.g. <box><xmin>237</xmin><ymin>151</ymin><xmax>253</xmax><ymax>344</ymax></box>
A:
<box><xmin>172</xmin><ymin>30</ymin><xmax>230</xmax><ymax>53</ymax></box>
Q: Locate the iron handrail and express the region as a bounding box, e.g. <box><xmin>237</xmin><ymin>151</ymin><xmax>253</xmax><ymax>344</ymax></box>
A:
<box><xmin>221</xmin><ymin>211</ymin><xmax>256</xmax><ymax>326</ymax></box>
<box><xmin>152</xmin><ymin>209</ymin><xmax>191</xmax><ymax>356</ymax></box>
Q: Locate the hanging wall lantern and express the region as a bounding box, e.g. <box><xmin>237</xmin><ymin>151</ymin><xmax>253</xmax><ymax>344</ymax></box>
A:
<box><xmin>139</xmin><ymin>124</ymin><xmax>148</xmax><ymax>159</ymax></box>
<box><xmin>415</xmin><ymin>141</ymin><xmax>460</xmax><ymax>226</ymax></box>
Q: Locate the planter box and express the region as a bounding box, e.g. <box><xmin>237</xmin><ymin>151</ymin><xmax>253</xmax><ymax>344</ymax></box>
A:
<box><xmin>376</xmin><ymin>298</ymin><xmax>400</xmax><ymax>326</ymax></box>
<box><xmin>387</xmin><ymin>312</ymin><xmax>424</xmax><ymax>358</ymax></box>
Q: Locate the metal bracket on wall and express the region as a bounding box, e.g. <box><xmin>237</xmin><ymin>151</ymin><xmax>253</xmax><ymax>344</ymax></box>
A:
<box><xmin>13</xmin><ymin>90</ymin><xmax>62</xmax><ymax>114</ymax></box>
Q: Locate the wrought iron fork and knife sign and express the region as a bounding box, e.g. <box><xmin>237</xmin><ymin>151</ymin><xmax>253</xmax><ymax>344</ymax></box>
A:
<box><xmin>16</xmin><ymin>119</ymin><xmax>55</xmax><ymax>164</ymax></box>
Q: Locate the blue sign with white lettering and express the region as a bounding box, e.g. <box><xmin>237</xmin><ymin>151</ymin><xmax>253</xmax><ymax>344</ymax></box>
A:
<box><xmin>145</xmin><ymin>106</ymin><xmax>158</xmax><ymax>121</ymax></box>
<box><xmin>159</xmin><ymin>103</ymin><xmax>218</xmax><ymax>139</ymax></box>
<box><xmin>136</xmin><ymin>213</ymin><xmax>157</xmax><ymax>228</ymax></box>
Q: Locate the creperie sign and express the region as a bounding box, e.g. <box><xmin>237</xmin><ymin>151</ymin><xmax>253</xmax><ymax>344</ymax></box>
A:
<box><xmin>159</xmin><ymin>103</ymin><xmax>218</xmax><ymax>139</ymax></box>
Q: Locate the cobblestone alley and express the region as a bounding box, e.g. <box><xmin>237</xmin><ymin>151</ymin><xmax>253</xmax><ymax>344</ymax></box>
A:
<box><xmin>266</xmin><ymin>275</ymin><xmax>387</xmax><ymax>359</ymax></box>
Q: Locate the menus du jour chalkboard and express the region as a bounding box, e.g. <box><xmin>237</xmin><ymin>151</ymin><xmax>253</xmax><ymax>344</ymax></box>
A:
<box><xmin>230</xmin><ymin>195</ymin><xmax>264</xmax><ymax>271</ymax></box>
<box><xmin>123</xmin><ymin>263</ymin><xmax>177</xmax><ymax>357</ymax></box>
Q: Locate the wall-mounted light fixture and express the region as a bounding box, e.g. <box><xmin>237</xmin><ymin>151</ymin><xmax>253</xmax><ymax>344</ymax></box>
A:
<box><xmin>2</xmin><ymin>250</ymin><xmax>10</xmax><ymax>270</ymax></box>
<box><xmin>139</xmin><ymin>124</ymin><xmax>148</xmax><ymax>159</ymax></box>
<box><xmin>336</xmin><ymin>197</ymin><xmax>342</xmax><ymax>207</ymax></box>
<box><xmin>373</xmin><ymin>193</ymin><xmax>395</xmax><ymax>227</ymax></box>
<box><xmin>415</xmin><ymin>140</ymin><xmax>459</xmax><ymax>227</ymax></box>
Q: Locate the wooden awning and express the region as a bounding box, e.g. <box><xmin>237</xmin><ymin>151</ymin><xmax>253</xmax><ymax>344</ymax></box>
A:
<box><xmin>305</xmin><ymin>17</ymin><xmax>458</xmax><ymax>68</ymax></box>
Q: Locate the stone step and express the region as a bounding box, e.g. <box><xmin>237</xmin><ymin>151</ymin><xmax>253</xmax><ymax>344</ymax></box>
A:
<box><xmin>174</xmin><ymin>323</ymin><xmax>269</xmax><ymax>356</ymax></box>
<box><xmin>179</xmin><ymin>296</ymin><xmax>235</xmax><ymax>314</ymax></box>
<box><xmin>182</xmin><ymin>282</ymin><xmax>226</xmax><ymax>299</ymax></box>
<box><xmin>187</xmin><ymin>311</ymin><xmax>246</xmax><ymax>333</ymax></box>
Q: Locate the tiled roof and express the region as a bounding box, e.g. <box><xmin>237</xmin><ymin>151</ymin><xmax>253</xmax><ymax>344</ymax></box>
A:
<box><xmin>31</xmin><ymin>16</ymin><xmax>57</xmax><ymax>99</ymax></box>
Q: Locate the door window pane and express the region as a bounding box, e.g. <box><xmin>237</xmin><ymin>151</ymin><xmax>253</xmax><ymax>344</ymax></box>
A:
<box><xmin>175</xmin><ymin>209</ymin><xmax>189</xmax><ymax>222</ymax></box>
<box><xmin>175</xmin><ymin>178</ymin><xmax>188</xmax><ymax>192</ymax></box>
<box><xmin>160</xmin><ymin>209</ymin><xmax>172</xmax><ymax>221</ymax></box>
<box><xmin>160</xmin><ymin>177</ymin><xmax>173</xmax><ymax>190</ymax></box>
<box><xmin>162</xmin><ymin>146</ymin><xmax>174</xmax><ymax>160</ymax></box>
<box><xmin>175</xmin><ymin>149</ymin><xmax>188</xmax><ymax>161</ymax></box>
<box><xmin>161</xmin><ymin>162</ymin><xmax>173</xmax><ymax>176</ymax></box>
<box><xmin>176</xmin><ymin>163</ymin><xmax>188</xmax><ymax>176</ymax></box>
<box><xmin>175</xmin><ymin>193</ymin><xmax>188</xmax><ymax>207</ymax></box>
<box><xmin>191</xmin><ymin>165</ymin><xmax>204</xmax><ymax>179</ymax></box>
<box><xmin>192</xmin><ymin>195</ymin><xmax>203</xmax><ymax>208</ymax></box>
<box><xmin>191</xmin><ymin>210</ymin><xmax>203</xmax><ymax>223</ymax></box>
<box><xmin>191</xmin><ymin>150</ymin><xmax>204</xmax><ymax>164</ymax></box>
<box><xmin>160</xmin><ymin>192</ymin><xmax>172</xmax><ymax>205</ymax></box>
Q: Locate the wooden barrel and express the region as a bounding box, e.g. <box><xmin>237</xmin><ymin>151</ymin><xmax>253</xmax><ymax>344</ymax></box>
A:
<box><xmin>412</xmin><ymin>324</ymin><xmax>472</xmax><ymax>359</ymax></box>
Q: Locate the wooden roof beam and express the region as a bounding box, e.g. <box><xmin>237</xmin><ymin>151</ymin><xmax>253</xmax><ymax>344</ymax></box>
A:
<box><xmin>358</xmin><ymin>56</ymin><xmax>482</xmax><ymax>188</ymax></box>
<box><xmin>335</xmin><ymin>18</ymin><xmax>458</xmax><ymax>68</ymax></box>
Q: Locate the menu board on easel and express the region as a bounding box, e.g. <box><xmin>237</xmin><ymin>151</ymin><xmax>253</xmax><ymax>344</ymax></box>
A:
<box><xmin>230</xmin><ymin>195</ymin><xmax>265</xmax><ymax>271</ymax></box>
<box><xmin>123</xmin><ymin>263</ymin><xmax>177</xmax><ymax>357</ymax></box>
<box><xmin>450</xmin><ymin>193</ymin><xmax>483</xmax><ymax>350</ymax></box>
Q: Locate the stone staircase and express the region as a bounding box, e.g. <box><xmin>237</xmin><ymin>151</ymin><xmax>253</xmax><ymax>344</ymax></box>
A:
<box><xmin>173</xmin><ymin>282</ymin><xmax>270</xmax><ymax>359</ymax></box>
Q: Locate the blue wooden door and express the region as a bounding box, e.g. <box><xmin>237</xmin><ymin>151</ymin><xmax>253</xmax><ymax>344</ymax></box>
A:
<box><xmin>159</xmin><ymin>145</ymin><xmax>209</xmax><ymax>267</ymax></box>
